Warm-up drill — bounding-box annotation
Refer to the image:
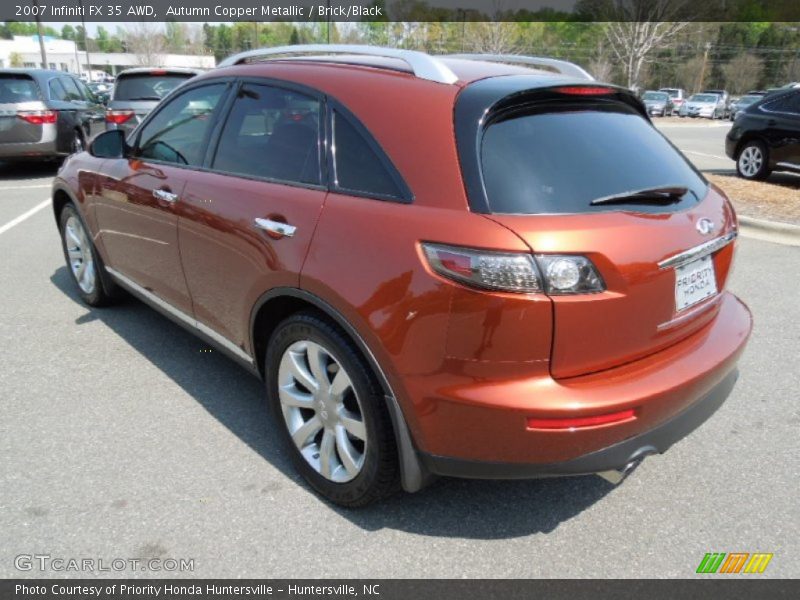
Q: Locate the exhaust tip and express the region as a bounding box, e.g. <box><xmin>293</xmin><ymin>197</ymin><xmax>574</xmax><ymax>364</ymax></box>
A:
<box><xmin>596</xmin><ymin>449</ymin><xmax>657</xmax><ymax>485</ymax></box>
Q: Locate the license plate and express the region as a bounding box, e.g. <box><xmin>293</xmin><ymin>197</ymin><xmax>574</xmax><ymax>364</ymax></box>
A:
<box><xmin>674</xmin><ymin>256</ymin><xmax>717</xmax><ymax>311</ymax></box>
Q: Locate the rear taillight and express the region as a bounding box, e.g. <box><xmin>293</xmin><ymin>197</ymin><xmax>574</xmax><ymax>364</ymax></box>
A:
<box><xmin>554</xmin><ymin>86</ymin><xmax>615</xmax><ymax>96</ymax></box>
<box><xmin>105</xmin><ymin>110</ymin><xmax>134</xmax><ymax>124</ymax></box>
<box><xmin>422</xmin><ymin>243</ymin><xmax>605</xmax><ymax>295</ymax></box>
<box><xmin>422</xmin><ymin>243</ymin><xmax>541</xmax><ymax>293</ymax></box>
<box><xmin>17</xmin><ymin>110</ymin><xmax>57</xmax><ymax>125</ymax></box>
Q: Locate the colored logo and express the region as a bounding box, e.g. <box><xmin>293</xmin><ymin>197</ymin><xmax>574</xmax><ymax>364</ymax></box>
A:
<box><xmin>696</xmin><ymin>552</ymin><xmax>773</xmax><ymax>574</ymax></box>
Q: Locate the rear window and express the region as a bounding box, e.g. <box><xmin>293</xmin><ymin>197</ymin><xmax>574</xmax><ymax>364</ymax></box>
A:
<box><xmin>0</xmin><ymin>75</ymin><xmax>40</xmax><ymax>103</ymax></box>
<box><xmin>480</xmin><ymin>103</ymin><xmax>706</xmax><ymax>215</ymax></box>
<box><xmin>113</xmin><ymin>73</ymin><xmax>193</xmax><ymax>101</ymax></box>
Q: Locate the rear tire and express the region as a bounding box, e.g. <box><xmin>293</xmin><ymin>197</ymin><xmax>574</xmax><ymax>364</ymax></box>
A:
<box><xmin>265</xmin><ymin>312</ymin><xmax>400</xmax><ymax>507</ymax></box>
<box><xmin>59</xmin><ymin>203</ymin><xmax>117</xmax><ymax>306</ymax></box>
<box><xmin>736</xmin><ymin>140</ymin><xmax>770</xmax><ymax>180</ymax></box>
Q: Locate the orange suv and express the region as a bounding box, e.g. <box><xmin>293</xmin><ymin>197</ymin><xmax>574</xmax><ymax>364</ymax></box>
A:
<box><xmin>52</xmin><ymin>46</ymin><xmax>752</xmax><ymax>506</ymax></box>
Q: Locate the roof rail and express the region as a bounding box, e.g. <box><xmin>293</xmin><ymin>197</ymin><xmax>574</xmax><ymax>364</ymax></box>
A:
<box><xmin>446</xmin><ymin>54</ymin><xmax>594</xmax><ymax>81</ymax></box>
<box><xmin>218</xmin><ymin>44</ymin><xmax>459</xmax><ymax>85</ymax></box>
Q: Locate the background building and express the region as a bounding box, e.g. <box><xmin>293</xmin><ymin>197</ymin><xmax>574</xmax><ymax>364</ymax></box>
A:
<box><xmin>0</xmin><ymin>35</ymin><xmax>215</xmax><ymax>78</ymax></box>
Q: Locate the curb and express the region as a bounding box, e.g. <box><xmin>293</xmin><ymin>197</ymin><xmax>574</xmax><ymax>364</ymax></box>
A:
<box><xmin>737</xmin><ymin>215</ymin><xmax>800</xmax><ymax>247</ymax></box>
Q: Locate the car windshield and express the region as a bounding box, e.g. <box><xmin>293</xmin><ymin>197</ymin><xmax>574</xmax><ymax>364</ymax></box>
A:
<box><xmin>480</xmin><ymin>102</ymin><xmax>706</xmax><ymax>215</ymax></box>
<box><xmin>113</xmin><ymin>73</ymin><xmax>194</xmax><ymax>101</ymax></box>
<box><xmin>642</xmin><ymin>92</ymin><xmax>668</xmax><ymax>101</ymax></box>
<box><xmin>0</xmin><ymin>75</ymin><xmax>40</xmax><ymax>103</ymax></box>
<box><xmin>690</xmin><ymin>94</ymin><xmax>718</xmax><ymax>102</ymax></box>
<box><xmin>738</xmin><ymin>95</ymin><xmax>760</xmax><ymax>105</ymax></box>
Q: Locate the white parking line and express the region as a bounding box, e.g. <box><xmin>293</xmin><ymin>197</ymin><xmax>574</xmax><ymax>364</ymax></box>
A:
<box><xmin>0</xmin><ymin>198</ymin><xmax>51</xmax><ymax>236</ymax></box>
<box><xmin>685</xmin><ymin>150</ymin><xmax>730</xmax><ymax>161</ymax></box>
<box><xmin>0</xmin><ymin>184</ymin><xmax>52</xmax><ymax>191</ymax></box>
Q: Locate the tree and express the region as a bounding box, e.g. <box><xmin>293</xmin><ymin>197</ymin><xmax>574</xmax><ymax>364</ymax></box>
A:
<box><xmin>466</xmin><ymin>23</ymin><xmax>519</xmax><ymax>55</ymax></box>
<box><xmin>124</xmin><ymin>23</ymin><xmax>166</xmax><ymax>67</ymax></box>
<box><xmin>9</xmin><ymin>52</ymin><xmax>23</xmax><ymax>67</ymax></box>
<box><xmin>722</xmin><ymin>54</ymin><xmax>765</xmax><ymax>94</ymax></box>
<box><xmin>595</xmin><ymin>1</ymin><xmax>691</xmax><ymax>88</ymax></box>
<box><xmin>61</xmin><ymin>25</ymin><xmax>76</xmax><ymax>41</ymax></box>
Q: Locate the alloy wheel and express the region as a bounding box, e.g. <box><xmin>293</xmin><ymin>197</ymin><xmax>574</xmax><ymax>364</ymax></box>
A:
<box><xmin>64</xmin><ymin>215</ymin><xmax>95</xmax><ymax>294</ymax></box>
<box><xmin>739</xmin><ymin>145</ymin><xmax>763</xmax><ymax>178</ymax></box>
<box><xmin>277</xmin><ymin>340</ymin><xmax>367</xmax><ymax>483</ymax></box>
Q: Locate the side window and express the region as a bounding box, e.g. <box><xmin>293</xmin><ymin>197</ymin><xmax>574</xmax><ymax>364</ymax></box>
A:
<box><xmin>332</xmin><ymin>111</ymin><xmax>406</xmax><ymax>200</ymax></box>
<box><xmin>212</xmin><ymin>83</ymin><xmax>322</xmax><ymax>185</ymax></box>
<box><xmin>137</xmin><ymin>83</ymin><xmax>226</xmax><ymax>167</ymax></box>
<box><xmin>764</xmin><ymin>93</ymin><xmax>800</xmax><ymax>115</ymax></box>
<box><xmin>48</xmin><ymin>78</ymin><xmax>68</xmax><ymax>101</ymax></box>
<box><xmin>59</xmin><ymin>77</ymin><xmax>84</xmax><ymax>101</ymax></box>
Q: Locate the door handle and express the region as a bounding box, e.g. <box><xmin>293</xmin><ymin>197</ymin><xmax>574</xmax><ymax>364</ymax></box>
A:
<box><xmin>254</xmin><ymin>218</ymin><xmax>296</xmax><ymax>238</ymax></box>
<box><xmin>153</xmin><ymin>189</ymin><xmax>178</xmax><ymax>203</ymax></box>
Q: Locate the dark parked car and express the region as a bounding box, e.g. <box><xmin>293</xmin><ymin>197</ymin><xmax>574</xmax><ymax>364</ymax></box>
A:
<box><xmin>641</xmin><ymin>90</ymin><xmax>674</xmax><ymax>116</ymax></box>
<box><xmin>53</xmin><ymin>45</ymin><xmax>751</xmax><ymax>506</ymax></box>
<box><xmin>726</xmin><ymin>88</ymin><xmax>800</xmax><ymax>179</ymax></box>
<box><xmin>0</xmin><ymin>69</ymin><xmax>104</xmax><ymax>161</ymax></box>
<box><xmin>728</xmin><ymin>94</ymin><xmax>762</xmax><ymax>121</ymax></box>
<box><xmin>87</xmin><ymin>82</ymin><xmax>113</xmax><ymax>105</ymax></box>
<box><xmin>105</xmin><ymin>67</ymin><xmax>202</xmax><ymax>133</ymax></box>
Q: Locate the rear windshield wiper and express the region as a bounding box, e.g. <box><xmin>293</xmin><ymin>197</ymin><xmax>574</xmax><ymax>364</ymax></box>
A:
<box><xmin>125</xmin><ymin>96</ymin><xmax>162</xmax><ymax>101</ymax></box>
<box><xmin>590</xmin><ymin>185</ymin><xmax>689</xmax><ymax>206</ymax></box>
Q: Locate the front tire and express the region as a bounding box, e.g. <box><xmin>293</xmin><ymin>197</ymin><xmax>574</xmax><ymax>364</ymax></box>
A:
<box><xmin>59</xmin><ymin>203</ymin><xmax>116</xmax><ymax>306</ymax></box>
<box><xmin>265</xmin><ymin>312</ymin><xmax>399</xmax><ymax>507</ymax></box>
<box><xmin>736</xmin><ymin>140</ymin><xmax>770</xmax><ymax>180</ymax></box>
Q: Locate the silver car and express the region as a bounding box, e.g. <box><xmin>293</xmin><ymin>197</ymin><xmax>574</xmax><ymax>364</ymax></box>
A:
<box><xmin>0</xmin><ymin>69</ymin><xmax>104</xmax><ymax>161</ymax></box>
<box><xmin>641</xmin><ymin>91</ymin><xmax>674</xmax><ymax>117</ymax></box>
<box><xmin>678</xmin><ymin>93</ymin><xmax>725</xmax><ymax>119</ymax></box>
<box><xmin>105</xmin><ymin>67</ymin><xmax>202</xmax><ymax>134</ymax></box>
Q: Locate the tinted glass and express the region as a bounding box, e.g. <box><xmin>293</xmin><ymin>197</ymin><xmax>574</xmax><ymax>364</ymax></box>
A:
<box><xmin>763</xmin><ymin>91</ymin><xmax>800</xmax><ymax>114</ymax></box>
<box><xmin>114</xmin><ymin>73</ymin><xmax>194</xmax><ymax>101</ymax></box>
<box><xmin>137</xmin><ymin>84</ymin><xmax>225</xmax><ymax>166</ymax></box>
<box><xmin>0</xmin><ymin>75</ymin><xmax>39</xmax><ymax>103</ymax></box>
<box><xmin>480</xmin><ymin>103</ymin><xmax>706</xmax><ymax>215</ymax></box>
<box><xmin>642</xmin><ymin>92</ymin><xmax>668</xmax><ymax>101</ymax></box>
<box><xmin>333</xmin><ymin>112</ymin><xmax>403</xmax><ymax>198</ymax></box>
<box><xmin>48</xmin><ymin>78</ymin><xmax>68</xmax><ymax>101</ymax></box>
<box><xmin>212</xmin><ymin>84</ymin><xmax>321</xmax><ymax>185</ymax></box>
<box><xmin>690</xmin><ymin>94</ymin><xmax>718</xmax><ymax>102</ymax></box>
<box><xmin>59</xmin><ymin>77</ymin><xmax>84</xmax><ymax>101</ymax></box>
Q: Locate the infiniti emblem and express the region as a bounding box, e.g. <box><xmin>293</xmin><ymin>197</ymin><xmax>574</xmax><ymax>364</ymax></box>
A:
<box><xmin>696</xmin><ymin>218</ymin><xmax>715</xmax><ymax>235</ymax></box>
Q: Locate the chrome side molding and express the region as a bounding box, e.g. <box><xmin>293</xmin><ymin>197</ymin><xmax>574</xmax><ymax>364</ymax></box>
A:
<box><xmin>658</xmin><ymin>231</ymin><xmax>738</xmax><ymax>270</ymax></box>
<box><xmin>254</xmin><ymin>218</ymin><xmax>296</xmax><ymax>238</ymax></box>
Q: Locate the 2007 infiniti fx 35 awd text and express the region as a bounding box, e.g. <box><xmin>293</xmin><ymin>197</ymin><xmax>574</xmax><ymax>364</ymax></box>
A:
<box><xmin>53</xmin><ymin>45</ymin><xmax>752</xmax><ymax>506</ymax></box>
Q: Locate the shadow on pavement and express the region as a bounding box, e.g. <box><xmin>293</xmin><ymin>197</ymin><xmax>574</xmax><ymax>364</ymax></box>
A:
<box><xmin>704</xmin><ymin>168</ymin><xmax>800</xmax><ymax>188</ymax></box>
<box><xmin>0</xmin><ymin>160</ymin><xmax>60</xmax><ymax>180</ymax></box>
<box><xmin>51</xmin><ymin>266</ymin><xmax>615</xmax><ymax>539</ymax></box>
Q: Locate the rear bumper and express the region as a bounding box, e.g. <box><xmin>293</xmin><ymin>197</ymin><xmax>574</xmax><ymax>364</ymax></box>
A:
<box><xmin>405</xmin><ymin>292</ymin><xmax>751</xmax><ymax>472</ymax></box>
<box><xmin>422</xmin><ymin>368</ymin><xmax>738</xmax><ymax>479</ymax></box>
<box><xmin>0</xmin><ymin>139</ymin><xmax>59</xmax><ymax>159</ymax></box>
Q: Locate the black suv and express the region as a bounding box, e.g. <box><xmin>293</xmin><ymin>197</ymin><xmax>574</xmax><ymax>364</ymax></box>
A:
<box><xmin>726</xmin><ymin>88</ymin><xmax>800</xmax><ymax>180</ymax></box>
<box><xmin>0</xmin><ymin>69</ymin><xmax>104</xmax><ymax>161</ymax></box>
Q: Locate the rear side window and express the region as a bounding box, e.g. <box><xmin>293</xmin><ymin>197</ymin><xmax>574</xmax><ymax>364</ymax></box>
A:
<box><xmin>480</xmin><ymin>103</ymin><xmax>706</xmax><ymax>214</ymax></box>
<box><xmin>212</xmin><ymin>83</ymin><xmax>322</xmax><ymax>185</ymax></box>
<box><xmin>0</xmin><ymin>75</ymin><xmax>40</xmax><ymax>103</ymax></box>
<box><xmin>137</xmin><ymin>83</ymin><xmax>226</xmax><ymax>167</ymax></box>
<box><xmin>114</xmin><ymin>73</ymin><xmax>193</xmax><ymax>101</ymax></box>
<box><xmin>332</xmin><ymin>111</ymin><xmax>406</xmax><ymax>200</ymax></box>
<box><xmin>762</xmin><ymin>92</ymin><xmax>800</xmax><ymax>115</ymax></box>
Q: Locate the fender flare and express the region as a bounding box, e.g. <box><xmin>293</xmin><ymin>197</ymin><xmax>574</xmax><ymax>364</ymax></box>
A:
<box><xmin>250</xmin><ymin>287</ymin><xmax>433</xmax><ymax>493</ymax></box>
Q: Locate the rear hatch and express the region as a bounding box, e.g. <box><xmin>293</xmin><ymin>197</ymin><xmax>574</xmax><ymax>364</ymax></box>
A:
<box><xmin>456</xmin><ymin>81</ymin><xmax>738</xmax><ymax>378</ymax></box>
<box><xmin>0</xmin><ymin>74</ymin><xmax>47</xmax><ymax>144</ymax></box>
<box><xmin>108</xmin><ymin>70</ymin><xmax>198</xmax><ymax>128</ymax></box>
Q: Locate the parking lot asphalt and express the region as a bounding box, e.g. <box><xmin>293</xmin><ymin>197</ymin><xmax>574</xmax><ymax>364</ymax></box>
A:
<box><xmin>653</xmin><ymin>119</ymin><xmax>734</xmax><ymax>171</ymax></box>
<box><xmin>0</xmin><ymin>137</ymin><xmax>798</xmax><ymax>579</ymax></box>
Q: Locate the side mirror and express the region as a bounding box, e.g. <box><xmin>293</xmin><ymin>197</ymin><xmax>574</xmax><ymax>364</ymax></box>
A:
<box><xmin>89</xmin><ymin>129</ymin><xmax>128</xmax><ymax>159</ymax></box>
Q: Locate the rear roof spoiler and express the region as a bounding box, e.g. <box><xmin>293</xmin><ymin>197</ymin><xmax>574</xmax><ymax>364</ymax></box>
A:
<box><xmin>446</xmin><ymin>54</ymin><xmax>595</xmax><ymax>81</ymax></box>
